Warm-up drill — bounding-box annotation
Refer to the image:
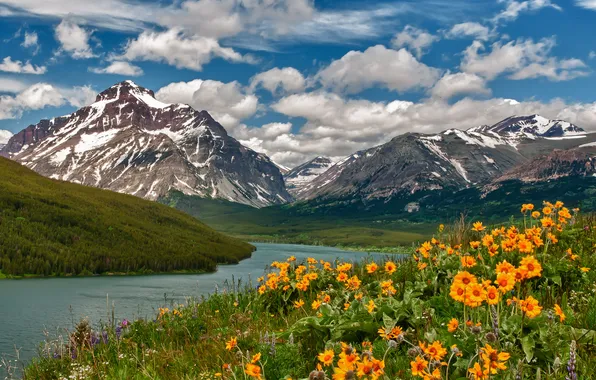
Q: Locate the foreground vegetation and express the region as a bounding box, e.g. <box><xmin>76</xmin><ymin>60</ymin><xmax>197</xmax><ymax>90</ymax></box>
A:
<box><xmin>0</xmin><ymin>158</ymin><xmax>253</xmax><ymax>277</ymax></box>
<box><xmin>23</xmin><ymin>201</ymin><xmax>596</xmax><ymax>379</ymax></box>
<box><xmin>161</xmin><ymin>177</ymin><xmax>596</xmax><ymax>249</ymax></box>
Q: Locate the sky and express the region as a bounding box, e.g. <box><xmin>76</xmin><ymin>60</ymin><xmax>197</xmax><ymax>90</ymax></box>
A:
<box><xmin>0</xmin><ymin>0</ymin><xmax>596</xmax><ymax>167</ymax></box>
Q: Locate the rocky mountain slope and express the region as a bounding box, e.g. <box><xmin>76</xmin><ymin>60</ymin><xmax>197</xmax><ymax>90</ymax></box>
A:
<box><xmin>1</xmin><ymin>81</ymin><xmax>292</xmax><ymax>208</ymax></box>
<box><xmin>297</xmin><ymin>115</ymin><xmax>595</xmax><ymax>202</ymax></box>
<box><xmin>284</xmin><ymin>156</ymin><xmax>335</xmax><ymax>197</ymax></box>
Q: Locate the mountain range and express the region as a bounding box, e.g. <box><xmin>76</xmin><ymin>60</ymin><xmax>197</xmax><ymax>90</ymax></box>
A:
<box><xmin>2</xmin><ymin>81</ymin><xmax>595</xmax><ymax>216</ymax></box>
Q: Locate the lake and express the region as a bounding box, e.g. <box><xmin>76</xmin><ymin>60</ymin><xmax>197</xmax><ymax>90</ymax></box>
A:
<box><xmin>0</xmin><ymin>243</ymin><xmax>387</xmax><ymax>368</ymax></box>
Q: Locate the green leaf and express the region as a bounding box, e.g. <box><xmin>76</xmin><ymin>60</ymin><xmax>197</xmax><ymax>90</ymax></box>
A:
<box><xmin>547</xmin><ymin>275</ymin><xmax>562</xmax><ymax>287</ymax></box>
<box><xmin>522</xmin><ymin>335</ymin><xmax>535</xmax><ymax>362</ymax></box>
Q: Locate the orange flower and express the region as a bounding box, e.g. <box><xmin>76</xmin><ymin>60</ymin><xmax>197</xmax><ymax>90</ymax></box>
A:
<box><xmin>447</xmin><ymin>318</ymin><xmax>459</xmax><ymax>333</ymax></box>
<box><xmin>488</xmin><ymin>244</ymin><xmax>499</xmax><ymax>257</ymax></box>
<box><xmin>461</xmin><ymin>255</ymin><xmax>477</xmax><ymax>268</ymax></box>
<box><xmin>541</xmin><ymin>217</ymin><xmax>554</xmax><ymax>228</ymax></box>
<box><xmin>384</xmin><ymin>261</ymin><xmax>397</xmax><ymax>274</ymax></box>
<box><xmin>480</xmin><ymin>344</ymin><xmax>510</xmax><ymax>374</ymax></box>
<box><xmin>542</xmin><ymin>206</ymin><xmax>552</xmax><ymax>215</ymax></box>
<box><xmin>366</xmin><ymin>262</ymin><xmax>378</xmax><ymax>274</ymax></box>
<box><xmin>366</xmin><ymin>300</ymin><xmax>376</xmax><ymax>314</ymax></box>
<box><xmin>554</xmin><ymin>304</ymin><xmax>566</xmax><ymax>322</ymax></box>
<box><xmin>581</xmin><ymin>267</ymin><xmax>591</xmax><ymax>273</ymax></box>
<box><xmin>453</xmin><ymin>271</ymin><xmax>477</xmax><ymax>287</ymax></box>
<box><xmin>312</xmin><ymin>300</ymin><xmax>322</xmax><ymax>310</ymax></box>
<box><xmin>245</xmin><ymin>363</ymin><xmax>262</xmax><ymax>379</ymax></box>
<box><xmin>449</xmin><ymin>281</ymin><xmax>466</xmax><ymax>303</ymax></box>
<box><xmin>318</xmin><ymin>349</ymin><xmax>335</xmax><ymax>366</ymax></box>
<box><xmin>465</xmin><ymin>283</ymin><xmax>486</xmax><ymax>308</ymax></box>
<box><xmin>472</xmin><ymin>221</ymin><xmax>485</xmax><ymax>232</ymax></box>
<box><xmin>346</xmin><ymin>275</ymin><xmax>362</xmax><ymax>290</ymax></box>
<box><xmin>520</xmin><ymin>256</ymin><xmax>542</xmax><ymax>278</ymax></box>
<box><xmin>517</xmin><ymin>239</ymin><xmax>534</xmax><ymax>254</ymax></box>
<box><xmin>521</xmin><ymin>203</ymin><xmax>534</xmax><ymax>213</ymax></box>
<box><xmin>485</xmin><ymin>286</ymin><xmax>499</xmax><ymax>305</ymax></box>
<box><xmin>495</xmin><ymin>273</ymin><xmax>515</xmax><ymax>293</ymax></box>
<box><xmin>470</xmin><ymin>241</ymin><xmax>481</xmax><ymax>249</ymax></box>
<box><xmin>514</xmin><ymin>267</ymin><xmax>527</xmax><ymax>282</ymax></box>
<box><xmin>520</xmin><ymin>296</ymin><xmax>542</xmax><ymax>318</ymax></box>
<box><xmin>251</xmin><ymin>353</ymin><xmax>262</xmax><ymax>364</ymax></box>
<box><xmin>336</xmin><ymin>272</ymin><xmax>349</xmax><ymax>282</ymax></box>
<box><xmin>495</xmin><ymin>260</ymin><xmax>515</xmax><ymax>275</ymax></box>
<box><xmin>417</xmin><ymin>262</ymin><xmax>428</xmax><ymax>271</ymax></box>
<box><xmin>410</xmin><ymin>356</ymin><xmax>428</xmax><ymax>377</ymax></box>
<box><xmin>225</xmin><ymin>337</ymin><xmax>237</xmax><ymax>351</ymax></box>
<box><xmin>294</xmin><ymin>299</ymin><xmax>305</xmax><ymax>309</ymax></box>
<box><xmin>469</xmin><ymin>362</ymin><xmax>489</xmax><ymax>380</ymax></box>
<box><xmin>419</xmin><ymin>341</ymin><xmax>447</xmax><ymax>361</ymax></box>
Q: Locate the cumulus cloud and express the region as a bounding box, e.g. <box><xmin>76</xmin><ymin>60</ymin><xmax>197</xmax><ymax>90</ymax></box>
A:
<box><xmin>90</xmin><ymin>61</ymin><xmax>144</xmax><ymax>76</ymax></box>
<box><xmin>252</xmin><ymin>90</ymin><xmax>596</xmax><ymax>166</ymax></box>
<box><xmin>430</xmin><ymin>72</ymin><xmax>491</xmax><ymax>99</ymax></box>
<box><xmin>316</xmin><ymin>45</ymin><xmax>441</xmax><ymax>94</ymax></box>
<box><xmin>155</xmin><ymin>79</ymin><xmax>258</xmax><ymax>128</ymax></box>
<box><xmin>21</xmin><ymin>31</ymin><xmax>40</xmax><ymax>54</ymax></box>
<box><xmin>55</xmin><ymin>20</ymin><xmax>95</xmax><ymax>59</ymax></box>
<box><xmin>576</xmin><ymin>0</ymin><xmax>596</xmax><ymax>9</ymax></box>
<box><xmin>589</xmin><ymin>51</ymin><xmax>596</xmax><ymax>59</ymax></box>
<box><xmin>116</xmin><ymin>28</ymin><xmax>253</xmax><ymax>71</ymax></box>
<box><xmin>445</xmin><ymin>22</ymin><xmax>493</xmax><ymax>41</ymax></box>
<box><xmin>461</xmin><ymin>37</ymin><xmax>589</xmax><ymax>81</ymax></box>
<box><xmin>493</xmin><ymin>0</ymin><xmax>562</xmax><ymax>23</ymax></box>
<box><xmin>391</xmin><ymin>25</ymin><xmax>438</xmax><ymax>58</ymax></box>
<box><xmin>0</xmin><ymin>83</ymin><xmax>94</xmax><ymax>120</ymax></box>
<box><xmin>0</xmin><ymin>77</ymin><xmax>29</xmax><ymax>93</ymax></box>
<box><xmin>249</xmin><ymin>67</ymin><xmax>306</xmax><ymax>95</ymax></box>
<box><xmin>0</xmin><ymin>56</ymin><xmax>46</xmax><ymax>74</ymax></box>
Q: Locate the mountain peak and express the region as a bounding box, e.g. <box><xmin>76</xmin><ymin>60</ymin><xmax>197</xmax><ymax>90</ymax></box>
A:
<box><xmin>94</xmin><ymin>80</ymin><xmax>170</xmax><ymax>109</ymax></box>
<box><xmin>468</xmin><ymin>114</ymin><xmax>585</xmax><ymax>138</ymax></box>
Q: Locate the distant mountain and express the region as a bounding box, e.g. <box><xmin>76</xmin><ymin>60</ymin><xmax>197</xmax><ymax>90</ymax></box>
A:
<box><xmin>273</xmin><ymin>161</ymin><xmax>291</xmax><ymax>175</ymax></box>
<box><xmin>296</xmin><ymin>115</ymin><xmax>596</xmax><ymax>202</ymax></box>
<box><xmin>284</xmin><ymin>156</ymin><xmax>335</xmax><ymax>197</ymax></box>
<box><xmin>0</xmin><ymin>130</ymin><xmax>13</xmax><ymax>149</ymax></box>
<box><xmin>1</xmin><ymin>81</ymin><xmax>292</xmax><ymax>208</ymax></box>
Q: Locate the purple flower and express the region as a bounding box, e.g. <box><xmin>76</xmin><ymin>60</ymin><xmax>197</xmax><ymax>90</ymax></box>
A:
<box><xmin>121</xmin><ymin>319</ymin><xmax>129</xmax><ymax>328</ymax></box>
<box><xmin>101</xmin><ymin>330</ymin><xmax>109</xmax><ymax>344</ymax></box>
<box><xmin>90</xmin><ymin>333</ymin><xmax>100</xmax><ymax>347</ymax></box>
<box><xmin>53</xmin><ymin>352</ymin><xmax>61</xmax><ymax>359</ymax></box>
<box><xmin>116</xmin><ymin>326</ymin><xmax>122</xmax><ymax>339</ymax></box>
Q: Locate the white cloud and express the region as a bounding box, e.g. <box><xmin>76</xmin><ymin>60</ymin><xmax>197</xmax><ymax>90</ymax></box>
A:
<box><xmin>259</xmin><ymin>90</ymin><xmax>596</xmax><ymax>166</ymax></box>
<box><xmin>576</xmin><ymin>0</ymin><xmax>596</xmax><ymax>9</ymax></box>
<box><xmin>55</xmin><ymin>19</ymin><xmax>95</xmax><ymax>59</ymax></box>
<box><xmin>493</xmin><ymin>0</ymin><xmax>562</xmax><ymax>23</ymax></box>
<box><xmin>460</xmin><ymin>37</ymin><xmax>589</xmax><ymax>81</ymax></box>
<box><xmin>316</xmin><ymin>45</ymin><xmax>441</xmax><ymax>94</ymax></box>
<box><xmin>430</xmin><ymin>72</ymin><xmax>491</xmax><ymax>99</ymax></box>
<box><xmin>90</xmin><ymin>61</ymin><xmax>144</xmax><ymax>76</ymax></box>
<box><xmin>21</xmin><ymin>31</ymin><xmax>40</xmax><ymax>54</ymax></box>
<box><xmin>0</xmin><ymin>83</ymin><xmax>94</xmax><ymax>120</ymax></box>
<box><xmin>117</xmin><ymin>28</ymin><xmax>252</xmax><ymax>71</ymax></box>
<box><xmin>0</xmin><ymin>56</ymin><xmax>46</xmax><ymax>74</ymax></box>
<box><xmin>249</xmin><ymin>67</ymin><xmax>306</xmax><ymax>95</ymax></box>
<box><xmin>155</xmin><ymin>79</ymin><xmax>258</xmax><ymax>128</ymax></box>
<box><xmin>0</xmin><ymin>77</ymin><xmax>29</xmax><ymax>93</ymax></box>
<box><xmin>445</xmin><ymin>22</ymin><xmax>492</xmax><ymax>41</ymax></box>
<box><xmin>391</xmin><ymin>25</ymin><xmax>438</xmax><ymax>58</ymax></box>
<box><xmin>589</xmin><ymin>51</ymin><xmax>596</xmax><ymax>59</ymax></box>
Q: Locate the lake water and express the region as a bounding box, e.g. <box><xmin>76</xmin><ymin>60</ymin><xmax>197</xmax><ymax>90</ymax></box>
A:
<box><xmin>0</xmin><ymin>243</ymin><xmax>386</xmax><ymax>368</ymax></box>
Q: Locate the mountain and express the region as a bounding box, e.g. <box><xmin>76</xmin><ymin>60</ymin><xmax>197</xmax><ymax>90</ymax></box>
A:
<box><xmin>0</xmin><ymin>130</ymin><xmax>13</xmax><ymax>149</ymax></box>
<box><xmin>284</xmin><ymin>156</ymin><xmax>335</xmax><ymax>197</ymax></box>
<box><xmin>297</xmin><ymin>115</ymin><xmax>595</xmax><ymax>202</ymax></box>
<box><xmin>0</xmin><ymin>156</ymin><xmax>253</xmax><ymax>277</ymax></box>
<box><xmin>1</xmin><ymin>81</ymin><xmax>291</xmax><ymax>208</ymax></box>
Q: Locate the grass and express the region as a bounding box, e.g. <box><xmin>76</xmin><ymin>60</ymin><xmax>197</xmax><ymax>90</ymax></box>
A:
<box><xmin>21</xmin><ymin>201</ymin><xmax>596</xmax><ymax>379</ymax></box>
<box><xmin>0</xmin><ymin>157</ymin><xmax>254</xmax><ymax>277</ymax></box>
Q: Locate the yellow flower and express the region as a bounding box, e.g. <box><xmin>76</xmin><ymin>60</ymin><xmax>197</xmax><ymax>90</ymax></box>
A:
<box><xmin>366</xmin><ymin>262</ymin><xmax>378</xmax><ymax>274</ymax></box>
<box><xmin>447</xmin><ymin>318</ymin><xmax>459</xmax><ymax>333</ymax></box>
<box><xmin>312</xmin><ymin>300</ymin><xmax>322</xmax><ymax>310</ymax></box>
<box><xmin>366</xmin><ymin>300</ymin><xmax>376</xmax><ymax>314</ymax></box>
<box><xmin>419</xmin><ymin>341</ymin><xmax>447</xmax><ymax>361</ymax></box>
<box><xmin>461</xmin><ymin>255</ymin><xmax>476</xmax><ymax>268</ymax></box>
<box><xmin>581</xmin><ymin>267</ymin><xmax>591</xmax><ymax>273</ymax></box>
<box><xmin>495</xmin><ymin>273</ymin><xmax>515</xmax><ymax>293</ymax></box>
<box><xmin>520</xmin><ymin>296</ymin><xmax>542</xmax><ymax>319</ymax></box>
<box><xmin>480</xmin><ymin>344</ymin><xmax>510</xmax><ymax>374</ymax></box>
<box><xmin>519</xmin><ymin>255</ymin><xmax>542</xmax><ymax>278</ymax></box>
<box><xmin>554</xmin><ymin>304</ymin><xmax>566</xmax><ymax>322</ymax></box>
<box><xmin>472</xmin><ymin>221</ymin><xmax>485</xmax><ymax>232</ymax></box>
<box><xmin>225</xmin><ymin>337</ymin><xmax>237</xmax><ymax>351</ymax></box>
<box><xmin>251</xmin><ymin>353</ymin><xmax>261</xmax><ymax>364</ymax></box>
<box><xmin>485</xmin><ymin>286</ymin><xmax>499</xmax><ymax>305</ymax></box>
<box><xmin>318</xmin><ymin>349</ymin><xmax>335</xmax><ymax>366</ymax></box>
<box><xmin>417</xmin><ymin>262</ymin><xmax>428</xmax><ymax>270</ymax></box>
<box><xmin>294</xmin><ymin>299</ymin><xmax>305</xmax><ymax>309</ymax></box>
<box><xmin>384</xmin><ymin>261</ymin><xmax>397</xmax><ymax>274</ymax></box>
<box><xmin>244</xmin><ymin>363</ymin><xmax>262</xmax><ymax>379</ymax></box>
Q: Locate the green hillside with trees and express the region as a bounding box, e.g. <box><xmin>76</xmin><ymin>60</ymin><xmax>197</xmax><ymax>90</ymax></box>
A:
<box><xmin>0</xmin><ymin>157</ymin><xmax>254</xmax><ymax>278</ymax></box>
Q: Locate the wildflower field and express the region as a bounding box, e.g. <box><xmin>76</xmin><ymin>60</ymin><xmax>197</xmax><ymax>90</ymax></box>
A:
<box><xmin>24</xmin><ymin>202</ymin><xmax>596</xmax><ymax>380</ymax></box>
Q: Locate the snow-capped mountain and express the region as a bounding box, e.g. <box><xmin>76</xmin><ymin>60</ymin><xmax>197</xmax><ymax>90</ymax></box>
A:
<box><xmin>1</xmin><ymin>81</ymin><xmax>292</xmax><ymax>208</ymax></box>
<box><xmin>468</xmin><ymin>114</ymin><xmax>585</xmax><ymax>139</ymax></box>
<box><xmin>284</xmin><ymin>156</ymin><xmax>335</xmax><ymax>197</ymax></box>
<box><xmin>297</xmin><ymin>115</ymin><xmax>595</xmax><ymax>202</ymax></box>
<box><xmin>0</xmin><ymin>130</ymin><xmax>13</xmax><ymax>149</ymax></box>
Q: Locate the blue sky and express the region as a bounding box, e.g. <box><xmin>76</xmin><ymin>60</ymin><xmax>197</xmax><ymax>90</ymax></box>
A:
<box><xmin>0</xmin><ymin>0</ymin><xmax>595</xmax><ymax>166</ymax></box>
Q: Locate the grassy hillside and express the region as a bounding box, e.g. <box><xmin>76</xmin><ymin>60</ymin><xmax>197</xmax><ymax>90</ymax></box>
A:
<box><xmin>24</xmin><ymin>203</ymin><xmax>596</xmax><ymax>379</ymax></box>
<box><xmin>160</xmin><ymin>177</ymin><xmax>596</xmax><ymax>249</ymax></box>
<box><xmin>0</xmin><ymin>157</ymin><xmax>254</xmax><ymax>277</ymax></box>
